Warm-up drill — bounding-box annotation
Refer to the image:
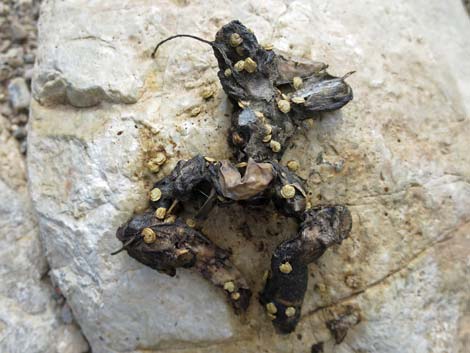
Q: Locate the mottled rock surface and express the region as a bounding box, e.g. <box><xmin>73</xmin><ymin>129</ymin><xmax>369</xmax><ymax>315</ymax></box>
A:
<box><xmin>29</xmin><ymin>0</ymin><xmax>470</xmax><ymax>352</ymax></box>
<box><xmin>0</xmin><ymin>115</ymin><xmax>88</xmax><ymax>353</ymax></box>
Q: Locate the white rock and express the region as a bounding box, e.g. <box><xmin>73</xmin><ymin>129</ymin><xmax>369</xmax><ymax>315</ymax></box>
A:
<box><xmin>28</xmin><ymin>0</ymin><xmax>470</xmax><ymax>352</ymax></box>
<box><xmin>0</xmin><ymin>116</ymin><xmax>88</xmax><ymax>353</ymax></box>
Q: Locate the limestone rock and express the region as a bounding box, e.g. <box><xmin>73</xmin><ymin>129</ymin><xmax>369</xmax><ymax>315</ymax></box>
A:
<box><xmin>0</xmin><ymin>115</ymin><xmax>88</xmax><ymax>353</ymax></box>
<box><xmin>28</xmin><ymin>0</ymin><xmax>470</xmax><ymax>352</ymax></box>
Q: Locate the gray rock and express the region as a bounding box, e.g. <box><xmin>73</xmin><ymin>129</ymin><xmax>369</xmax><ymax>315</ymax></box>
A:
<box><xmin>8</xmin><ymin>77</ymin><xmax>30</xmax><ymax>111</ymax></box>
<box><xmin>10</xmin><ymin>20</ymin><xmax>28</xmax><ymax>42</ymax></box>
<box><xmin>28</xmin><ymin>0</ymin><xmax>470</xmax><ymax>352</ymax></box>
<box><xmin>0</xmin><ymin>115</ymin><xmax>88</xmax><ymax>353</ymax></box>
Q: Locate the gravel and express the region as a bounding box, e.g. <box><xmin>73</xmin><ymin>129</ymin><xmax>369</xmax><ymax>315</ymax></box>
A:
<box><xmin>0</xmin><ymin>0</ymin><xmax>41</xmax><ymax>154</ymax></box>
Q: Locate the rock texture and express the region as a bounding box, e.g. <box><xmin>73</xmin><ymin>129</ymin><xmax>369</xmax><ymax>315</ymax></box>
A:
<box><xmin>0</xmin><ymin>115</ymin><xmax>88</xmax><ymax>353</ymax></box>
<box><xmin>28</xmin><ymin>0</ymin><xmax>470</xmax><ymax>353</ymax></box>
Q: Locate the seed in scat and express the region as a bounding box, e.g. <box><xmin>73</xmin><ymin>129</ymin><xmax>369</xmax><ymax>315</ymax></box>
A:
<box><xmin>293</xmin><ymin>76</ymin><xmax>303</xmax><ymax>90</ymax></box>
<box><xmin>155</xmin><ymin>207</ymin><xmax>167</xmax><ymax>220</ymax></box>
<box><xmin>141</xmin><ymin>228</ymin><xmax>157</xmax><ymax>244</ymax></box>
<box><xmin>229</xmin><ymin>33</ymin><xmax>243</xmax><ymax>47</ymax></box>
<box><xmin>270</xmin><ymin>140</ymin><xmax>281</xmax><ymax>152</ymax></box>
<box><xmin>279</xmin><ymin>261</ymin><xmax>293</xmax><ymax>274</ymax></box>
<box><xmin>266</xmin><ymin>302</ymin><xmax>277</xmax><ymax>314</ymax></box>
<box><xmin>287</xmin><ymin>160</ymin><xmax>300</xmax><ymax>172</ymax></box>
<box><xmin>149</xmin><ymin>187</ymin><xmax>162</xmax><ymax>201</ymax></box>
<box><xmin>244</xmin><ymin>57</ymin><xmax>257</xmax><ymax>73</ymax></box>
<box><xmin>277</xmin><ymin>100</ymin><xmax>291</xmax><ymax>113</ymax></box>
<box><xmin>224</xmin><ymin>281</ymin><xmax>235</xmax><ymax>293</ymax></box>
<box><xmin>234</xmin><ymin>60</ymin><xmax>245</xmax><ymax>72</ymax></box>
<box><xmin>224</xmin><ymin>68</ymin><xmax>232</xmax><ymax>77</ymax></box>
<box><xmin>285</xmin><ymin>307</ymin><xmax>296</xmax><ymax>317</ymax></box>
<box><xmin>281</xmin><ymin>184</ymin><xmax>296</xmax><ymax>199</ymax></box>
<box><xmin>262</xmin><ymin>134</ymin><xmax>272</xmax><ymax>143</ymax></box>
<box><xmin>291</xmin><ymin>96</ymin><xmax>305</xmax><ymax>104</ymax></box>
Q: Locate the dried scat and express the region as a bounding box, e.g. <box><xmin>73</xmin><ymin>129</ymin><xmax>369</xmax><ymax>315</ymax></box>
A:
<box><xmin>119</xmin><ymin>20</ymin><xmax>355</xmax><ymax>333</ymax></box>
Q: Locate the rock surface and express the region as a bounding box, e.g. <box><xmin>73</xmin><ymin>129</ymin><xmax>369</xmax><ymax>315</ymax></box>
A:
<box><xmin>0</xmin><ymin>115</ymin><xmax>88</xmax><ymax>353</ymax></box>
<box><xmin>28</xmin><ymin>0</ymin><xmax>470</xmax><ymax>352</ymax></box>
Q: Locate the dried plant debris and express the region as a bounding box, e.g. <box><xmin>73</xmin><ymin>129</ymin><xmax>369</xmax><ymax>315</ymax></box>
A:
<box><xmin>115</xmin><ymin>20</ymin><xmax>354</xmax><ymax>335</ymax></box>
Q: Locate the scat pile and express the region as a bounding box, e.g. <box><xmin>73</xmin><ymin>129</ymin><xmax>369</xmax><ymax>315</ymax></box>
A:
<box><xmin>115</xmin><ymin>20</ymin><xmax>354</xmax><ymax>334</ymax></box>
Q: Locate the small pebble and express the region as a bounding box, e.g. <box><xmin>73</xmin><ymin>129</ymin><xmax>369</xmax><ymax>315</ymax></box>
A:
<box><xmin>8</xmin><ymin>77</ymin><xmax>31</xmax><ymax>111</ymax></box>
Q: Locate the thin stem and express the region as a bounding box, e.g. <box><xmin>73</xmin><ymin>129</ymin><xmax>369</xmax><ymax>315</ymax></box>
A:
<box><xmin>151</xmin><ymin>34</ymin><xmax>214</xmax><ymax>58</ymax></box>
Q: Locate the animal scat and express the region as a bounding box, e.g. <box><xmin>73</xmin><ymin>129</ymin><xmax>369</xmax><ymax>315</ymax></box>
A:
<box><xmin>114</xmin><ymin>20</ymin><xmax>354</xmax><ymax>335</ymax></box>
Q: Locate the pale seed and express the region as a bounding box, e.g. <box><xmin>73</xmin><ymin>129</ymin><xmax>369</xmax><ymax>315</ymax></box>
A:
<box><xmin>254</xmin><ymin>111</ymin><xmax>265</xmax><ymax>119</ymax></box>
<box><xmin>204</xmin><ymin>156</ymin><xmax>216</xmax><ymax>163</ymax></box>
<box><xmin>149</xmin><ymin>187</ymin><xmax>162</xmax><ymax>202</ymax></box>
<box><xmin>186</xmin><ymin>218</ymin><xmax>196</xmax><ymax>228</ymax></box>
<box><xmin>234</xmin><ymin>60</ymin><xmax>245</xmax><ymax>72</ymax></box>
<box><xmin>270</xmin><ymin>140</ymin><xmax>281</xmax><ymax>152</ymax></box>
<box><xmin>231</xmin><ymin>292</ymin><xmax>240</xmax><ymax>300</ymax></box>
<box><xmin>266</xmin><ymin>302</ymin><xmax>277</xmax><ymax>314</ymax></box>
<box><xmin>287</xmin><ymin>160</ymin><xmax>300</xmax><ymax>172</ymax></box>
<box><xmin>262</xmin><ymin>43</ymin><xmax>273</xmax><ymax>51</ymax></box>
<box><xmin>264</xmin><ymin>124</ymin><xmax>272</xmax><ymax>135</ymax></box>
<box><xmin>154</xmin><ymin>152</ymin><xmax>167</xmax><ymax>165</ymax></box>
<box><xmin>164</xmin><ymin>215</ymin><xmax>176</xmax><ymax>224</ymax></box>
<box><xmin>190</xmin><ymin>106</ymin><xmax>201</xmax><ymax>117</ymax></box>
<box><xmin>224</xmin><ymin>68</ymin><xmax>232</xmax><ymax>77</ymax></box>
<box><xmin>224</xmin><ymin>281</ymin><xmax>235</xmax><ymax>293</ymax></box>
<box><xmin>147</xmin><ymin>160</ymin><xmax>160</xmax><ymax>173</ymax></box>
<box><xmin>293</xmin><ymin>76</ymin><xmax>303</xmax><ymax>90</ymax></box>
<box><xmin>201</xmin><ymin>86</ymin><xmax>215</xmax><ymax>99</ymax></box>
<box><xmin>291</xmin><ymin>96</ymin><xmax>305</xmax><ymax>104</ymax></box>
<box><xmin>267</xmin><ymin>313</ymin><xmax>277</xmax><ymax>320</ymax></box>
<box><xmin>279</xmin><ymin>261</ymin><xmax>293</xmax><ymax>274</ymax></box>
<box><xmin>229</xmin><ymin>33</ymin><xmax>243</xmax><ymax>47</ymax></box>
<box><xmin>262</xmin><ymin>134</ymin><xmax>272</xmax><ymax>143</ymax></box>
<box><xmin>155</xmin><ymin>207</ymin><xmax>167</xmax><ymax>220</ymax></box>
<box><xmin>285</xmin><ymin>307</ymin><xmax>296</xmax><ymax>317</ymax></box>
<box><xmin>235</xmin><ymin>162</ymin><xmax>248</xmax><ymax>168</ymax></box>
<box><xmin>142</xmin><ymin>227</ymin><xmax>156</xmax><ymax>244</ymax></box>
<box><xmin>281</xmin><ymin>184</ymin><xmax>296</xmax><ymax>199</ymax></box>
<box><xmin>244</xmin><ymin>57</ymin><xmax>257</xmax><ymax>73</ymax></box>
<box><xmin>277</xmin><ymin>99</ymin><xmax>291</xmax><ymax>113</ymax></box>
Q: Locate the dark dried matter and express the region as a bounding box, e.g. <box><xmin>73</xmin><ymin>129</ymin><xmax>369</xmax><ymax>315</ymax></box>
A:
<box><xmin>115</xmin><ymin>20</ymin><xmax>354</xmax><ymax>334</ymax></box>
